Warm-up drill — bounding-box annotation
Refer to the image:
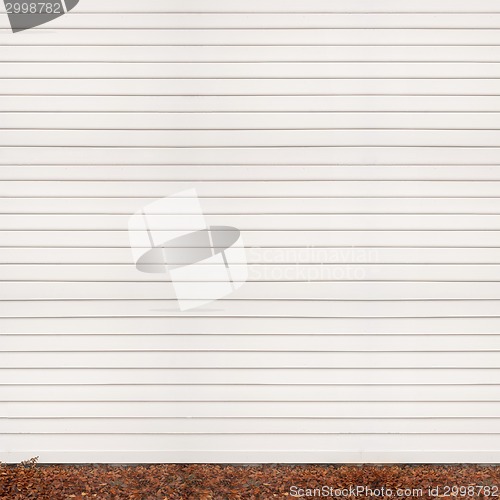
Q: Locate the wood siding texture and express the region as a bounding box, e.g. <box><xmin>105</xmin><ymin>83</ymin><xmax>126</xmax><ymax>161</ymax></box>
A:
<box><xmin>0</xmin><ymin>0</ymin><xmax>499</xmax><ymax>463</ymax></box>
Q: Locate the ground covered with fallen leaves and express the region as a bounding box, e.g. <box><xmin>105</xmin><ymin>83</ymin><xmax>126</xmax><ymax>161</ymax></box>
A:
<box><xmin>1</xmin><ymin>460</ymin><xmax>499</xmax><ymax>499</ymax></box>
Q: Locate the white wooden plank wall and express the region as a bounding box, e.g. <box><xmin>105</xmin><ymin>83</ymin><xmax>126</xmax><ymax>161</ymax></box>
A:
<box><xmin>0</xmin><ymin>0</ymin><xmax>500</xmax><ymax>463</ymax></box>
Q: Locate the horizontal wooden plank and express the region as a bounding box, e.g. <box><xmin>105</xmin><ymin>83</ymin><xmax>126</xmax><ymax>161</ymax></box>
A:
<box><xmin>2</xmin><ymin>384</ymin><xmax>497</xmax><ymax>402</ymax></box>
<box><xmin>1</xmin><ymin>230</ymin><xmax>498</xmax><ymax>248</ymax></box>
<box><xmin>3</xmin><ymin>449</ymin><xmax>497</xmax><ymax>464</ymax></box>
<box><xmin>4</xmin><ymin>433</ymin><xmax>500</xmax><ymax>452</ymax></box>
<box><xmin>5</xmin><ymin>96</ymin><xmax>500</xmax><ymax>112</ymax></box>
<box><xmin>3</xmin><ymin>80</ymin><xmax>500</xmax><ymax>96</ymax></box>
<box><xmin>73</xmin><ymin>0</ymin><xmax>500</xmax><ymax>14</ymax></box>
<box><xmin>3</xmin><ymin>214</ymin><xmax>500</xmax><ymax>230</ymax></box>
<box><xmin>2</xmin><ymin>334</ymin><xmax>498</xmax><ymax>351</ymax></box>
<box><xmin>4</xmin><ymin>247</ymin><xmax>500</xmax><ymax>265</ymax></box>
<box><xmin>2</xmin><ymin>317</ymin><xmax>499</xmax><ymax>334</ymax></box>
<box><xmin>4</xmin><ymin>180</ymin><xmax>500</xmax><ymax>197</ymax></box>
<box><xmin>2</xmin><ymin>368</ymin><xmax>496</xmax><ymax>385</ymax></box>
<box><xmin>3</xmin><ymin>282</ymin><xmax>500</xmax><ymax>301</ymax></box>
<box><xmin>3</xmin><ymin>418</ymin><xmax>497</xmax><ymax>435</ymax></box>
<box><xmin>9</xmin><ymin>350</ymin><xmax>498</xmax><ymax>368</ymax></box>
<box><xmin>5</xmin><ymin>46</ymin><xmax>500</xmax><ymax>63</ymax></box>
<box><xmin>3</xmin><ymin>401</ymin><xmax>500</xmax><ymax>417</ymax></box>
<box><xmin>4</xmin><ymin>449</ymin><xmax>500</xmax><ymax>464</ymax></box>
<box><xmin>6</xmin><ymin>62</ymin><xmax>500</xmax><ymax>79</ymax></box>
<box><xmin>4</xmin><ymin>299</ymin><xmax>500</xmax><ymax>318</ymax></box>
<box><xmin>3</xmin><ymin>147</ymin><xmax>500</xmax><ymax>165</ymax></box>
<box><xmin>3</xmin><ymin>29</ymin><xmax>500</xmax><ymax>46</ymax></box>
<box><xmin>2</xmin><ymin>264</ymin><xmax>500</xmax><ymax>282</ymax></box>
<box><xmin>7</xmin><ymin>166</ymin><xmax>500</xmax><ymax>182</ymax></box>
<box><xmin>10</xmin><ymin>14</ymin><xmax>500</xmax><ymax>30</ymax></box>
<box><xmin>2</xmin><ymin>197</ymin><xmax>500</xmax><ymax>214</ymax></box>
<box><xmin>6</xmin><ymin>113</ymin><xmax>500</xmax><ymax>130</ymax></box>
<box><xmin>6</xmin><ymin>130</ymin><xmax>500</xmax><ymax>147</ymax></box>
